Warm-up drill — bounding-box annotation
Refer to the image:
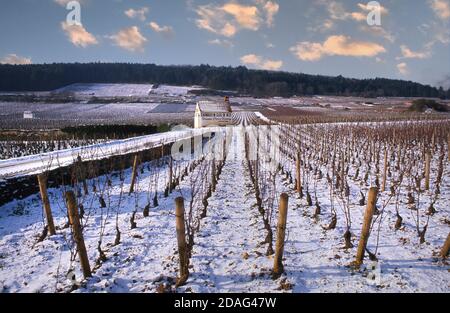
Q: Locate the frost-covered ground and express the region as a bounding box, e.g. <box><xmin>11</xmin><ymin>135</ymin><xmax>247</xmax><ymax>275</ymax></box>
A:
<box><xmin>0</xmin><ymin>126</ymin><xmax>449</xmax><ymax>293</ymax></box>
<box><xmin>0</xmin><ymin>101</ymin><xmax>194</xmax><ymax>130</ymax></box>
<box><xmin>150</xmin><ymin>85</ymin><xmax>205</xmax><ymax>96</ymax></box>
<box><xmin>55</xmin><ymin>84</ymin><xmax>154</xmax><ymax>97</ymax></box>
<box><xmin>54</xmin><ymin>83</ymin><xmax>204</xmax><ymax>97</ymax></box>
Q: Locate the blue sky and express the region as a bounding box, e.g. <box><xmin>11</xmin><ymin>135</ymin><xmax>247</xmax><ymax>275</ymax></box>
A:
<box><xmin>1</xmin><ymin>0</ymin><xmax>449</xmax><ymax>88</ymax></box>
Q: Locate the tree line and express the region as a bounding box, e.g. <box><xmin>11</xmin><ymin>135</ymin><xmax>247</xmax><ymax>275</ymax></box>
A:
<box><xmin>0</xmin><ymin>63</ymin><xmax>449</xmax><ymax>98</ymax></box>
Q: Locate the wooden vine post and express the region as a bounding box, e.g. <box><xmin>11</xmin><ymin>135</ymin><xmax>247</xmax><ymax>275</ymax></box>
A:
<box><xmin>440</xmin><ymin>232</ymin><xmax>450</xmax><ymax>259</ymax></box>
<box><xmin>66</xmin><ymin>191</ymin><xmax>92</xmax><ymax>279</ymax></box>
<box><xmin>295</xmin><ymin>151</ymin><xmax>302</xmax><ymax>196</ymax></box>
<box><xmin>129</xmin><ymin>153</ymin><xmax>139</xmax><ymax>194</ymax></box>
<box><xmin>169</xmin><ymin>156</ymin><xmax>174</xmax><ymax>192</ymax></box>
<box><xmin>273</xmin><ymin>193</ymin><xmax>289</xmax><ymax>279</ymax></box>
<box><xmin>175</xmin><ymin>197</ymin><xmax>189</xmax><ymax>287</ymax></box>
<box><xmin>77</xmin><ymin>155</ymin><xmax>89</xmax><ymax>196</ymax></box>
<box><xmin>37</xmin><ymin>174</ymin><xmax>56</xmax><ymax>236</ymax></box>
<box><xmin>211</xmin><ymin>159</ymin><xmax>217</xmax><ymax>192</ymax></box>
<box><xmin>424</xmin><ymin>150</ymin><xmax>431</xmax><ymax>191</ymax></box>
<box><xmin>381</xmin><ymin>147</ymin><xmax>388</xmax><ymax>193</ymax></box>
<box><xmin>354</xmin><ymin>187</ymin><xmax>378</xmax><ymax>267</ymax></box>
<box><xmin>448</xmin><ymin>134</ymin><xmax>450</xmax><ymax>162</ymax></box>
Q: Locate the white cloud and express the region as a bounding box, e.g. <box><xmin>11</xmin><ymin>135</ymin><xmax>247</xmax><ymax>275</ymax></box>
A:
<box><xmin>359</xmin><ymin>25</ymin><xmax>395</xmax><ymax>43</ymax></box>
<box><xmin>149</xmin><ymin>22</ymin><xmax>174</xmax><ymax>37</ymax></box>
<box><xmin>54</xmin><ymin>0</ymin><xmax>83</xmax><ymax>6</ymax></box>
<box><xmin>0</xmin><ymin>54</ymin><xmax>32</xmax><ymax>65</ymax></box>
<box><xmin>222</xmin><ymin>3</ymin><xmax>260</xmax><ymax>30</ymax></box>
<box><xmin>240</xmin><ymin>54</ymin><xmax>283</xmax><ymax>70</ymax></box>
<box><xmin>290</xmin><ymin>35</ymin><xmax>386</xmax><ymax>61</ymax></box>
<box><xmin>260</xmin><ymin>59</ymin><xmax>283</xmax><ymax>70</ymax></box>
<box><xmin>194</xmin><ymin>1</ymin><xmax>279</xmax><ymax>37</ymax></box>
<box><xmin>429</xmin><ymin>0</ymin><xmax>450</xmax><ymax>21</ymax></box>
<box><xmin>195</xmin><ymin>4</ymin><xmax>238</xmax><ymax>37</ymax></box>
<box><xmin>208</xmin><ymin>38</ymin><xmax>234</xmax><ymax>48</ymax></box>
<box><xmin>256</xmin><ymin>0</ymin><xmax>280</xmax><ymax>27</ymax></box>
<box><xmin>319</xmin><ymin>1</ymin><xmax>388</xmax><ymax>22</ymax></box>
<box><xmin>418</xmin><ymin>21</ymin><xmax>450</xmax><ymax>45</ymax></box>
<box><xmin>399</xmin><ymin>45</ymin><xmax>431</xmax><ymax>59</ymax></box>
<box><xmin>109</xmin><ymin>26</ymin><xmax>147</xmax><ymax>52</ymax></box>
<box><xmin>397</xmin><ymin>62</ymin><xmax>409</xmax><ymax>75</ymax></box>
<box><xmin>125</xmin><ymin>7</ymin><xmax>149</xmax><ymax>21</ymax></box>
<box><xmin>61</xmin><ymin>21</ymin><xmax>98</xmax><ymax>48</ymax></box>
<box><xmin>350</xmin><ymin>12</ymin><xmax>367</xmax><ymax>21</ymax></box>
<box><xmin>433</xmin><ymin>26</ymin><xmax>450</xmax><ymax>44</ymax></box>
<box><xmin>357</xmin><ymin>2</ymin><xmax>389</xmax><ymax>15</ymax></box>
<box><xmin>241</xmin><ymin>54</ymin><xmax>262</xmax><ymax>65</ymax></box>
<box><xmin>322</xmin><ymin>1</ymin><xmax>348</xmax><ymax>20</ymax></box>
<box><xmin>308</xmin><ymin>19</ymin><xmax>335</xmax><ymax>33</ymax></box>
<box><xmin>290</xmin><ymin>42</ymin><xmax>325</xmax><ymax>61</ymax></box>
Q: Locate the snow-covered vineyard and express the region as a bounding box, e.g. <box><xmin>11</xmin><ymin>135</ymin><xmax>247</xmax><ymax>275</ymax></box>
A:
<box><xmin>0</xmin><ymin>117</ymin><xmax>449</xmax><ymax>293</ymax></box>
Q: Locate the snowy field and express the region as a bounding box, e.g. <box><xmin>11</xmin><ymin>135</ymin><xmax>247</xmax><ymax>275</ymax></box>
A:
<box><xmin>0</xmin><ymin>102</ymin><xmax>193</xmax><ymax>129</ymax></box>
<box><xmin>55</xmin><ymin>84</ymin><xmax>154</xmax><ymax>97</ymax></box>
<box><xmin>0</xmin><ymin>121</ymin><xmax>449</xmax><ymax>293</ymax></box>
<box><xmin>150</xmin><ymin>85</ymin><xmax>205</xmax><ymax>96</ymax></box>
<box><xmin>54</xmin><ymin>83</ymin><xmax>204</xmax><ymax>97</ymax></box>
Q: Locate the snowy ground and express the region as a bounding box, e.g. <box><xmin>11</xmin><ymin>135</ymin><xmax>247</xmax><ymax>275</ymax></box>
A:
<box><xmin>54</xmin><ymin>83</ymin><xmax>204</xmax><ymax>97</ymax></box>
<box><xmin>274</xmin><ymin>172</ymin><xmax>450</xmax><ymax>293</ymax></box>
<box><xmin>55</xmin><ymin>84</ymin><xmax>154</xmax><ymax>97</ymax></box>
<box><xmin>150</xmin><ymin>85</ymin><xmax>205</xmax><ymax>97</ymax></box>
<box><xmin>186</xmin><ymin>128</ymin><xmax>278</xmax><ymax>292</ymax></box>
<box><xmin>0</xmin><ymin>126</ymin><xmax>449</xmax><ymax>293</ymax></box>
<box><xmin>0</xmin><ymin>101</ymin><xmax>194</xmax><ymax>130</ymax></box>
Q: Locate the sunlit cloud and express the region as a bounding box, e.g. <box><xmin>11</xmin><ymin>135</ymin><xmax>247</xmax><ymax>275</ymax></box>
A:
<box><xmin>54</xmin><ymin>0</ymin><xmax>84</xmax><ymax>6</ymax></box>
<box><xmin>290</xmin><ymin>42</ymin><xmax>325</xmax><ymax>62</ymax></box>
<box><xmin>240</xmin><ymin>54</ymin><xmax>283</xmax><ymax>70</ymax></box>
<box><xmin>0</xmin><ymin>54</ymin><xmax>32</xmax><ymax>65</ymax></box>
<box><xmin>359</xmin><ymin>25</ymin><xmax>395</xmax><ymax>43</ymax></box>
<box><xmin>241</xmin><ymin>54</ymin><xmax>263</xmax><ymax>65</ymax></box>
<box><xmin>428</xmin><ymin>0</ymin><xmax>450</xmax><ymax>21</ymax></box>
<box><xmin>290</xmin><ymin>35</ymin><xmax>386</xmax><ymax>61</ymax></box>
<box><xmin>149</xmin><ymin>22</ymin><xmax>174</xmax><ymax>37</ymax></box>
<box><xmin>195</xmin><ymin>4</ymin><xmax>237</xmax><ymax>37</ymax></box>
<box><xmin>194</xmin><ymin>1</ymin><xmax>279</xmax><ymax>37</ymax></box>
<box><xmin>260</xmin><ymin>59</ymin><xmax>283</xmax><ymax>70</ymax></box>
<box><xmin>208</xmin><ymin>38</ymin><xmax>234</xmax><ymax>48</ymax></box>
<box><xmin>418</xmin><ymin>21</ymin><xmax>450</xmax><ymax>46</ymax></box>
<box><xmin>255</xmin><ymin>0</ymin><xmax>280</xmax><ymax>27</ymax></box>
<box><xmin>397</xmin><ymin>62</ymin><xmax>409</xmax><ymax>75</ymax></box>
<box><xmin>125</xmin><ymin>7</ymin><xmax>149</xmax><ymax>21</ymax></box>
<box><xmin>322</xmin><ymin>1</ymin><xmax>348</xmax><ymax>20</ymax></box>
<box><xmin>350</xmin><ymin>12</ymin><xmax>366</xmax><ymax>21</ymax></box>
<box><xmin>308</xmin><ymin>19</ymin><xmax>335</xmax><ymax>33</ymax></box>
<box><xmin>357</xmin><ymin>2</ymin><xmax>388</xmax><ymax>15</ymax></box>
<box><xmin>318</xmin><ymin>1</ymin><xmax>388</xmax><ymax>23</ymax></box>
<box><xmin>61</xmin><ymin>21</ymin><xmax>98</xmax><ymax>48</ymax></box>
<box><xmin>222</xmin><ymin>3</ymin><xmax>260</xmax><ymax>30</ymax></box>
<box><xmin>109</xmin><ymin>26</ymin><xmax>147</xmax><ymax>52</ymax></box>
<box><xmin>398</xmin><ymin>45</ymin><xmax>431</xmax><ymax>59</ymax></box>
